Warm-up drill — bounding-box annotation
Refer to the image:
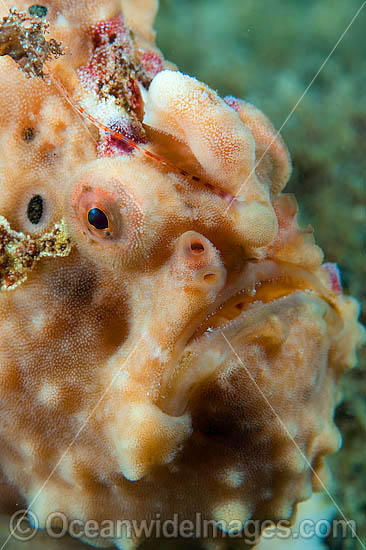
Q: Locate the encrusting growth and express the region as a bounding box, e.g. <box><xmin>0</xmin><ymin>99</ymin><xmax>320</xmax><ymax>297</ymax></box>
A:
<box><xmin>0</xmin><ymin>7</ymin><xmax>63</xmax><ymax>77</ymax></box>
<box><xmin>0</xmin><ymin>1</ymin><xmax>364</xmax><ymax>549</ymax></box>
<box><xmin>0</xmin><ymin>215</ymin><xmax>71</xmax><ymax>290</ymax></box>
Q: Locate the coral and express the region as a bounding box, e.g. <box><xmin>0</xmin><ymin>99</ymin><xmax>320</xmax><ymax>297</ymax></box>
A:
<box><xmin>0</xmin><ymin>1</ymin><xmax>364</xmax><ymax>549</ymax></box>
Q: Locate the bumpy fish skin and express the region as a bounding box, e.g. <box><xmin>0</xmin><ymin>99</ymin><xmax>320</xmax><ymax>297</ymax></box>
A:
<box><xmin>0</xmin><ymin>1</ymin><xmax>364</xmax><ymax>548</ymax></box>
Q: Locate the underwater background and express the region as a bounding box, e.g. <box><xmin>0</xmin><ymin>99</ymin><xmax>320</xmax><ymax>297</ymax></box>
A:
<box><xmin>156</xmin><ymin>1</ymin><xmax>365</xmax><ymax>549</ymax></box>
<box><xmin>0</xmin><ymin>1</ymin><xmax>364</xmax><ymax>549</ymax></box>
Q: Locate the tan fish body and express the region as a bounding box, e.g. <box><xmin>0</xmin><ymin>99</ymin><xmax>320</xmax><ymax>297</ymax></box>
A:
<box><xmin>0</xmin><ymin>1</ymin><xmax>363</xmax><ymax>548</ymax></box>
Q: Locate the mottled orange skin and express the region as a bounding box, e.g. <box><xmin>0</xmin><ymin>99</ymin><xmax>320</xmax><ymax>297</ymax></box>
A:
<box><xmin>0</xmin><ymin>1</ymin><xmax>364</xmax><ymax>549</ymax></box>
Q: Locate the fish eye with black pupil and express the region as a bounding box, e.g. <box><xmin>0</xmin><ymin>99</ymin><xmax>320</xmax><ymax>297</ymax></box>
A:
<box><xmin>87</xmin><ymin>208</ymin><xmax>109</xmax><ymax>230</ymax></box>
<box><xmin>27</xmin><ymin>195</ymin><xmax>43</xmax><ymax>224</ymax></box>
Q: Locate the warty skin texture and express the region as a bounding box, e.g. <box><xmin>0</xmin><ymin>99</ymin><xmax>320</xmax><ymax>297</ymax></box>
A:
<box><xmin>0</xmin><ymin>1</ymin><xmax>364</xmax><ymax>548</ymax></box>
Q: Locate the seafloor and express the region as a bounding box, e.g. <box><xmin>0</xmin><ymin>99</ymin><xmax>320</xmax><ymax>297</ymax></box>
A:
<box><xmin>157</xmin><ymin>1</ymin><xmax>366</xmax><ymax>548</ymax></box>
<box><xmin>0</xmin><ymin>1</ymin><xmax>364</xmax><ymax>549</ymax></box>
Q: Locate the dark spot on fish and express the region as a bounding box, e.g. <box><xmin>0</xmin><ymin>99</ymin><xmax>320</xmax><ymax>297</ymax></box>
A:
<box><xmin>28</xmin><ymin>5</ymin><xmax>48</xmax><ymax>18</ymax></box>
<box><xmin>22</xmin><ymin>127</ymin><xmax>35</xmax><ymax>142</ymax></box>
<box><xmin>50</xmin><ymin>263</ymin><xmax>97</xmax><ymax>305</ymax></box>
<box><xmin>27</xmin><ymin>195</ymin><xmax>43</xmax><ymax>224</ymax></box>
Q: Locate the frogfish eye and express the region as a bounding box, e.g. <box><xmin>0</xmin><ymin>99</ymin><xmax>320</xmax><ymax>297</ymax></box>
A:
<box><xmin>74</xmin><ymin>186</ymin><xmax>124</xmax><ymax>243</ymax></box>
<box><xmin>87</xmin><ymin>208</ymin><xmax>109</xmax><ymax>230</ymax></box>
<box><xmin>72</xmin><ymin>180</ymin><xmax>142</xmax><ymax>251</ymax></box>
<box><xmin>27</xmin><ymin>194</ymin><xmax>43</xmax><ymax>224</ymax></box>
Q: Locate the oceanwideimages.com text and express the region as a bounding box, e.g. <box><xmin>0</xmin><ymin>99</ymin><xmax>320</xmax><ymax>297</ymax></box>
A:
<box><xmin>9</xmin><ymin>510</ymin><xmax>358</xmax><ymax>544</ymax></box>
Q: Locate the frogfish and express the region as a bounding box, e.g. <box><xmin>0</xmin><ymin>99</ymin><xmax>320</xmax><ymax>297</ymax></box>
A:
<box><xmin>0</xmin><ymin>1</ymin><xmax>364</xmax><ymax>548</ymax></box>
